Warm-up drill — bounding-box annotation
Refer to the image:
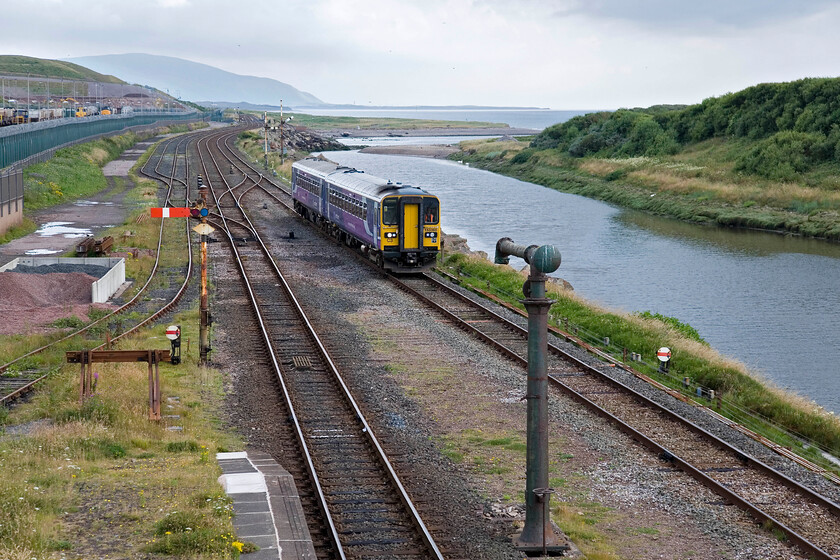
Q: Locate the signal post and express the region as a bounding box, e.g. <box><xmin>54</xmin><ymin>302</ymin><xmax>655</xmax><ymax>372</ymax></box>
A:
<box><xmin>150</xmin><ymin>178</ymin><xmax>214</xmax><ymax>365</ymax></box>
<box><xmin>195</xmin><ymin>182</ymin><xmax>212</xmax><ymax>365</ymax></box>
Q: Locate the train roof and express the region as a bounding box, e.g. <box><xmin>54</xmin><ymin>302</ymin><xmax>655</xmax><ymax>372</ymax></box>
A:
<box><xmin>293</xmin><ymin>158</ymin><xmax>432</xmax><ymax>200</ymax></box>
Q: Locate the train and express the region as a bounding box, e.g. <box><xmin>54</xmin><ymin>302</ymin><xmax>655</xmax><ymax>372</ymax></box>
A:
<box><xmin>291</xmin><ymin>157</ymin><xmax>441</xmax><ymax>272</ymax></box>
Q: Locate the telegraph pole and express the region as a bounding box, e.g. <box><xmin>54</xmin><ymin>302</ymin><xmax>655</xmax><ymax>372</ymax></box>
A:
<box><xmin>263</xmin><ymin>111</ymin><xmax>269</xmax><ymax>170</ymax></box>
<box><xmin>278</xmin><ymin>100</ymin><xmax>293</xmax><ymax>165</ymax></box>
<box><xmin>279</xmin><ymin>100</ymin><xmax>284</xmax><ymax>165</ymax></box>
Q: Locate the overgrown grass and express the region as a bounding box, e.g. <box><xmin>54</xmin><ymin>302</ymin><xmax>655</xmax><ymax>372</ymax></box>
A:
<box><xmin>236</xmin><ymin>130</ymin><xmax>294</xmax><ymax>181</ymax></box>
<box><xmin>438</xmin><ymin>252</ymin><xmax>840</xmax><ymax>466</ymax></box>
<box><xmin>0</xmin><ymin>217</ymin><xmax>37</xmax><ymax>244</ymax></box>
<box><xmin>23</xmin><ymin>133</ymin><xmax>139</xmax><ymax>210</ymax></box>
<box><xmin>0</xmin><ymin>307</ymin><xmax>246</xmax><ymax>558</ymax></box>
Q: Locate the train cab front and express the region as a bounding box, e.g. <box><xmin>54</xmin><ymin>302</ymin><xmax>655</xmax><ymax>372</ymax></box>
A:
<box><xmin>380</xmin><ymin>195</ymin><xmax>440</xmax><ymax>272</ymax></box>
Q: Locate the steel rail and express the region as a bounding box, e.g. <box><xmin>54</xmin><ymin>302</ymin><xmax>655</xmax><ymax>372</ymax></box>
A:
<box><xmin>389</xmin><ymin>271</ymin><xmax>840</xmax><ymax>560</ymax></box>
<box><xmin>0</xmin><ymin>134</ymin><xmax>191</xmax><ymax>378</ymax></box>
<box><xmin>98</xmin><ymin>131</ymin><xmax>198</xmax><ymax>348</ymax></box>
<box><xmin>196</xmin><ymin>127</ymin><xmax>445</xmax><ymax>560</ymax></box>
<box><xmin>434</xmin><ymin>267</ymin><xmax>840</xmax><ymax>487</ymax></box>
<box><xmin>194</xmin><ymin>129</ymin><xmax>347</xmax><ymax>560</ymax></box>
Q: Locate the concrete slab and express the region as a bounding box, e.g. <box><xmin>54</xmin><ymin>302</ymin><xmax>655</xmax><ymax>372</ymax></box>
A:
<box><xmin>218</xmin><ymin>472</ymin><xmax>267</xmax><ymax>494</ymax></box>
<box><xmin>216</xmin><ymin>450</ymin><xmax>316</xmax><ymax>560</ymax></box>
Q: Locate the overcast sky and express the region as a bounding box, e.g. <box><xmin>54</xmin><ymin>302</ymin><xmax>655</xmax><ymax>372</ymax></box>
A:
<box><xmin>3</xmin><ymin>0</ymin><xmax>839</xmax><ymax>109</ymax></box>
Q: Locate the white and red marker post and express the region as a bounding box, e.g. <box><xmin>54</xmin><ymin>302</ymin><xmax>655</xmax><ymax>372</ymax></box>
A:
<box><xmin>657</xmin><ymin>346</ymin><xmax>672</xmax><ymax>372</ymax></box>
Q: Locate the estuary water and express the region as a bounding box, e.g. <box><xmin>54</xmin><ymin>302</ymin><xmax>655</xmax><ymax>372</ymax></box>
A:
<box><xmin>319</xmin><ymin>149</ymin><xmax>840</xmax><ymax>416</ymax></box>
<box><xmin>298</xmin><ymin>108</ymin><xmax>591</xmax><ymax>130</ymax></box>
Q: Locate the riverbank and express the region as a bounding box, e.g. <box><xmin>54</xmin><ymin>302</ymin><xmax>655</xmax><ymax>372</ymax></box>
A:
<box><xmin>451</xmin><ymin>137</ymin><xmax>840</xmax><ymax>241</ymax></box>
<box><xmin>359</xmin><ymin>144</ymin><xmax>461</xmax><ymax>158</ymax></box>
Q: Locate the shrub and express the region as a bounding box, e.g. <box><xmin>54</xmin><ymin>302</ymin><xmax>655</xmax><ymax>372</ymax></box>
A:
<box><xmin>735</xmin><ymin>130</ymin><xmax>826</xmax><ymax>180</ymax></box>
<box><xmin>511</xmin><ymin>148</ymin><xmax>536</xmax><ymax>164</ymax></box>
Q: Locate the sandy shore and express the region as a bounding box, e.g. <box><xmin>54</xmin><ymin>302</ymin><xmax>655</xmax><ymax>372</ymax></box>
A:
<box><xmin>321</xmin><ymin>126</ymin><xmax>538</xmax><ymax>138</ymax></box>
<box><xmin>359</xmin><ymin>145</ymin><xmax>461</xmax><ymax>158</ymax></box>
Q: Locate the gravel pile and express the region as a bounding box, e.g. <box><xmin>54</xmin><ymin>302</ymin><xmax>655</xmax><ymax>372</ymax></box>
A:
<box><xmin>13</xmin><ymin>263</ymin><xmax>110</xmax><ymax>278</ymax></box>
<box><xmin>0</xmin><ymin>271</ymin><xmax>114</xmax><ymax>334</ymax></box>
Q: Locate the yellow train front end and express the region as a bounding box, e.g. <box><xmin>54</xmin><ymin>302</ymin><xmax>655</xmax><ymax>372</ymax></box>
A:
<box><xmin>380</xmin><ymin>194</ymin><xmax>440</xmax><ymax>272</ymax></box>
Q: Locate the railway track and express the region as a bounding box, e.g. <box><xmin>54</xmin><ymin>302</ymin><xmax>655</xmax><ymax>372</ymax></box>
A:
<box><xmin>201</xmin><ymin>121</ymin><xmax>840</xmax><ymax>556</ymax></box>
<box><xmin>194</xmin><ymin>125</ymin><xmax>456</xmax><ymax>559</ymax></box>
<box><xmin>390</xmin><ymin>271</ymin><xmax>840</xmax><ymax>559</ymax></box>
<box><xmin>0</xmin><ymin>131</ymin><xmax>197</xmax><ymax>404</ymax></box>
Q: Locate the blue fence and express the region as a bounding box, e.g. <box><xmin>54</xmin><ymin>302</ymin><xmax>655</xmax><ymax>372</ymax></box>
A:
<box><xmin>0</xmin><ymin>111</ymin><xmax>206</xmax><ymax>170</ymax></box>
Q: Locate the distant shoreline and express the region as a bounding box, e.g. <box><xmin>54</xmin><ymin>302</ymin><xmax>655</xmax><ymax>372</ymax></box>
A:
<box><xmin>358</xmin><ymin>145</ymin><xmax>461</xmax><ymax>158</ymax></box>
<box><xmin>320</xmin><ymin>126</ymin><xmax>539</xmax><ymax>138</ymax></box>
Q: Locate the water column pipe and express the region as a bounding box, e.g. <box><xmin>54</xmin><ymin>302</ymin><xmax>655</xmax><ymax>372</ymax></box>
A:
<box><xmin>494</xmin><ymin>237</ymin><xmax>564</xmax><ymax>553</ymax></box>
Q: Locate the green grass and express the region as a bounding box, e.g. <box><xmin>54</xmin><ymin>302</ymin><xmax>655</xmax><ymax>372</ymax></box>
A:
<box><xmin>0</xmin><ymin>55</ymin><xmax>124</xmax><ymax>83</ymax></box>
<box><xmin>0</xmin><ymin>309</ymin><xmax>247</xmax><ymax>558</ymax></box>
<box><xmin>0</xmin><ymin>217</ymin><xmax>37</xmax><ymax>244</ymax></box>
<box><xmin>438</xmin><ymin>252</ymin><xmax>840</xmax><ymax>468</ymax></box>
<box><xmin>23</xmin><ymin>133</ymin><xmax>139</xmax><ymax>210</ymax></box>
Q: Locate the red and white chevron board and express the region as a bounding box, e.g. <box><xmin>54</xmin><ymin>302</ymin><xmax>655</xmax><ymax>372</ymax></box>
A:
<box><xmin>151</xmin><ymin>207</ymin><xmax>191</xmax><ymax>218</ymax></box>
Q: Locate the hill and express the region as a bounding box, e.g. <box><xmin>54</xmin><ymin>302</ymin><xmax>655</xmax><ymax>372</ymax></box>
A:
<box><xmin>65</xmin><ymin>53</ymin><xmax>323</xmax><ymax>107</ymax></box>
<box><xmin>530</xmin><ymin>78</ymin><xmax>840</xmax><ymax>180</ymax></box>
<box><xmin>0</xmin><ymin>55</ymin><xmax>124</xmax><ymax>83</ymax></box>
<box><xmin>452</xmin><ymin>77</ymin><xmax>840</xmax><ymax>240</ymax></box>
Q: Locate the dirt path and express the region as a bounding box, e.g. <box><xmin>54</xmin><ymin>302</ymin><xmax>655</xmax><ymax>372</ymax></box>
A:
<box><xmin>0</xmin><ymin>140</ymin><xmax>154</xmax><ymax>263</ymax></box>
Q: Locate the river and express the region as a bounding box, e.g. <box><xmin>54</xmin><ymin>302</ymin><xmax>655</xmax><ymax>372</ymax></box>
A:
<box><xmin>298</xmin><ymin>108</ymin><xmax>589</xmax><ymax>130</ymax></box>
<box><xmin>317</xmin><ymin>148</ymin><xmax>840</xmax><ymax>416</ymax></box>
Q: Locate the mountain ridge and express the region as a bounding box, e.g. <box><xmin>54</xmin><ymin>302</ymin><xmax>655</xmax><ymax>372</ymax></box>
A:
<box><xmin>64</xmin><ymin>53</ymin><xmax>323</xmax><ymax>107</ymax></box>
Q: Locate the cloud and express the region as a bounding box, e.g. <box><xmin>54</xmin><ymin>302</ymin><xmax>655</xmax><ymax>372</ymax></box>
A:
<box><xmin>550</xmin><ymin>0</ymin><xmax>837</xmax><ymax>32</ymax></box>
<box><xmin>2</xmin><ymin>0</ymin><xmax>840</xmax><ymax>108</ymax></box>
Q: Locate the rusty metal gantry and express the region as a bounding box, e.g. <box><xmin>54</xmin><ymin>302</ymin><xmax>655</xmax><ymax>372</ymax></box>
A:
<box><xmin>66</xmin><ymin>350</ymin><xmax>170</xmax><ymax>420</ymax></box>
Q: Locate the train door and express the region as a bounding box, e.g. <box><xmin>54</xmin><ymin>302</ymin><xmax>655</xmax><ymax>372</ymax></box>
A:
<box><xmin>400</xmin><ymin>198</ymin><xmax>421</xmax><ymax>250</ymax></box>
<box><xmin>320</xmin><ymin>180</ymin><xmax>328</xmax><ymax>216</ymax></box>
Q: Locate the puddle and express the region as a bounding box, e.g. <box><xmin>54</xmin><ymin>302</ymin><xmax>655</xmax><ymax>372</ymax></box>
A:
<box><xmin>36</xmin><ymin>222</ymin><xmax>92</xmax><ymax>238</ymax></box>
<box><xmin>74</xmin><ymin>200</ymin><xmax>114</xmax><ymax>207</ymax></box>
<box><xmin>24</xmin><ymin>249</ymin><xmax>62</xmax><ymax>255</ymax></box>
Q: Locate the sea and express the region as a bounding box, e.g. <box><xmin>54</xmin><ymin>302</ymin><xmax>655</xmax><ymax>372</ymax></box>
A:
<box><xmin>294</xmin><ymin>108</ymin><xmax>594</xmax><ymax>131</ymax></box>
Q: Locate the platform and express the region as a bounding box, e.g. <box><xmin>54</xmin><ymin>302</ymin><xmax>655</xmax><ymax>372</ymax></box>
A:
<box><xmin>217</xmin><ymin>451</ymin><xmax>316</xmax><ymax>559</ymax></box>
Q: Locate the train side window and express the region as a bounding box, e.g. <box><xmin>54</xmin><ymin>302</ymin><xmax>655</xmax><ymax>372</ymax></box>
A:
<box><xmin>383</xmin><ymin>198</ymin><xmax>398</xmax><ymax>225</ymax></box>
<box><xmin>423</xmin><ymin>199</ymin><xmax>439</xmax><ymax>224</ymax></box>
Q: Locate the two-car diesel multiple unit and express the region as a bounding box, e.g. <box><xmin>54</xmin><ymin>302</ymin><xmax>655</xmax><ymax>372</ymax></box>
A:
<box><xmin>291</xmin><ymin>157</ymin><xmax>440</xmax><ymax>272</ymax></box>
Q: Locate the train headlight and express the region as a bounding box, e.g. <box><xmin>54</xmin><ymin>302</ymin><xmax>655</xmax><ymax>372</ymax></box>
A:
<box><xmin>425</xmin><ymin>231</ymin><xmax>437</xmax><ymax>238</ymax></box>
<box><xmin>384</xmin><ymin>232</ymin><xmax>398</xmax><ymax>239</ymax></box>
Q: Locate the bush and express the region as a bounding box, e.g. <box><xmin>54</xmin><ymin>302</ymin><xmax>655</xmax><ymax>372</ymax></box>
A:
<box><xmin>735</xmin><ymin>130</ymin><xmax>826</xmax><ymax>180</ymax></box>
<box><xmin>511</xmin><ymin>148</ymin><xmax>536</xmax><ymax>164</ymax></box>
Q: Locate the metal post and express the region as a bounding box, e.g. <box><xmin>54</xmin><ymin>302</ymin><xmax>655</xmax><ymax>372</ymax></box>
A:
<box><xmin>263</xmin><ymin>111</ymin><xmax>269</xmax><ymax>170</ymax></box>
<box><xmin>199</xmin><ymin>185</ymin><xmax>210</xmax><ymax>365</ymax></box>
<box><xmin>279</xmin><ymin>100</ymin><xmax>284</xmax><ymax>166</ymax></box>
<box><xmin>495</xmin><ymin>238</ymin><xmax>564</xmax><ymax>552</ymax></box>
